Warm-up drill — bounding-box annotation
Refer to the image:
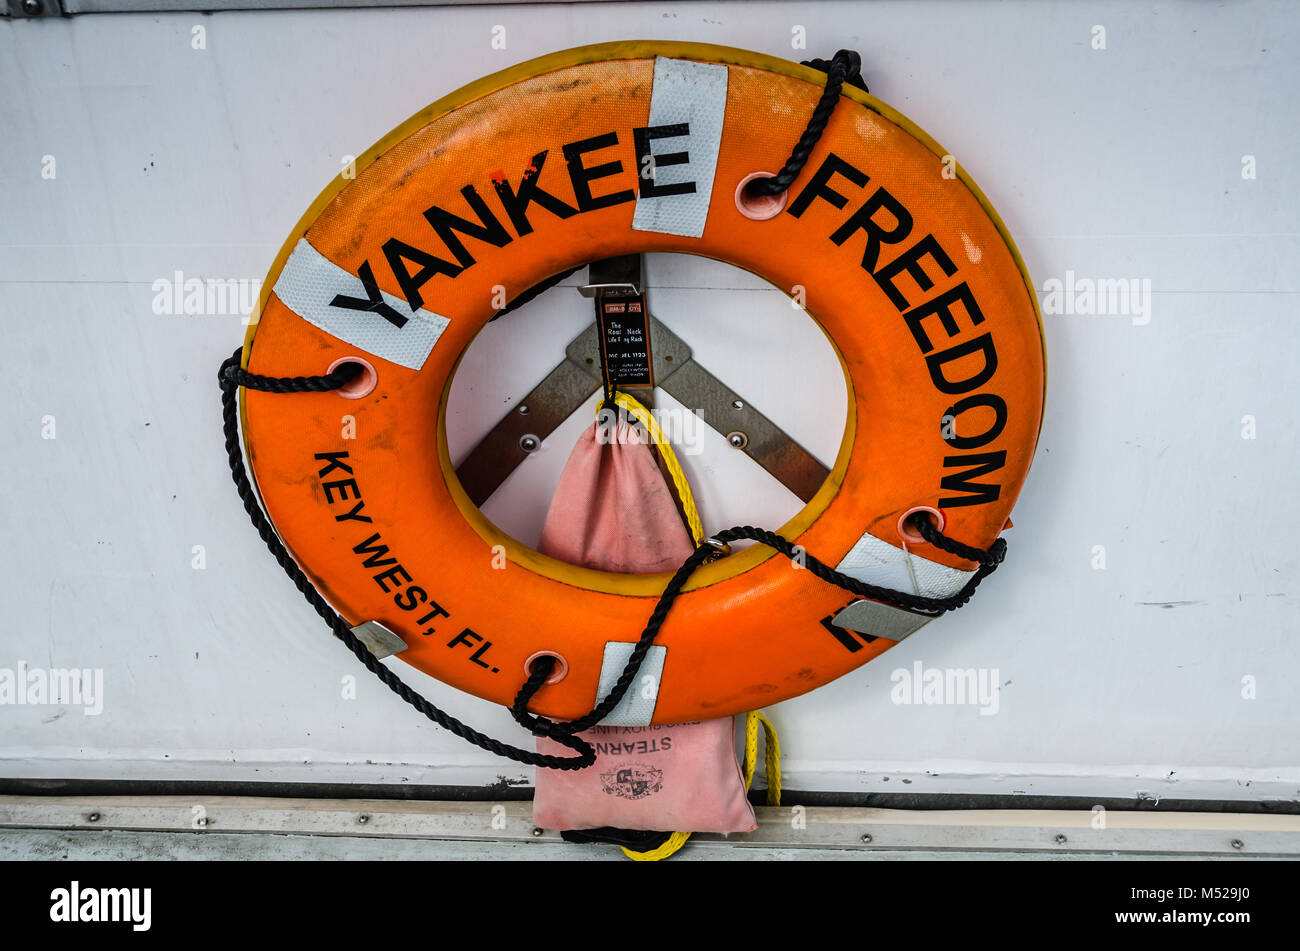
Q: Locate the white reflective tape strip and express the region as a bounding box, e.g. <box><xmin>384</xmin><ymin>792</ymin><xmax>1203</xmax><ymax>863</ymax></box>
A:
<box><xmin>350</xmin><ymin>621</ymin><xmax>407</xmax><ymax>659</ymax></box>
<box><xmin>631</xmin><ymin>57</ymin><xmax>728</xmax><ymax>239</ymax></box>
<box><xmin>593</xmin><ymin>643</ymin><xmax>666</xmax><ymax>727</ymax></box>
<box><xmin>835</xmin><ymin>532</ymin><xmax>975</xmax><ymax>600</ymax></box>
<box><xmin>272</xmin><ymin>238</ymin><xmax>450</xmax><ymax>371</ymax></box>
<box><xmin>831</xmin><ymin>600</ymin><xmax>934</xmax><ymax>642</ymax></box>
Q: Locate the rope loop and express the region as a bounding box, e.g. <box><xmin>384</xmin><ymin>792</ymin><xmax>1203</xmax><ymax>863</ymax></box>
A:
<box><xmin>219</xmin><ymin>356</ymin><xmax>362</xmax><ymax>394</ymax></box>
<box><xmin>747</xmin><ymin>49</ymin><xmax>865</xmax><ymax>198</ymax></box>
<box><xmin>218</xmin><ymin>348</ymin><xmax>594</xmax><ymax>770</ymax></box>
<box><xmin>910</xmin><ymin>511</ymin><xmax>1008</xmax><ymax>567</ymax></box>
<box><xmin>218</xmin><ymin>345</ymin><xmax>1007</xmax><ymax>769</ymax></box>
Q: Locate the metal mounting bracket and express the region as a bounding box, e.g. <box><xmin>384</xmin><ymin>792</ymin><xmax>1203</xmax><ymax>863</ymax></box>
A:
<box><xmin>454</xmin><ymin>261</ymin><xmax>832</xmax><ymax>507</ymax></box>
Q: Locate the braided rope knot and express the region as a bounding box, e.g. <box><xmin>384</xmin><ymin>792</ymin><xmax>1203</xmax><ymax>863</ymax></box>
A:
<box><xmin>748</xmin><ymin>49</ymin><xmax>867</xmax><ymax>198</ymax></box>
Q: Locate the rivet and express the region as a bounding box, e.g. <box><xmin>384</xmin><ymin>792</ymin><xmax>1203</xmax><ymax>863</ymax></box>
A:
<box><xmin>520</xmin><ymin>434</ymin><xmax>540</xmax><ymax>452</ymax></box>
<box><xmin>86</xmin><ymin>812</ymin><xmax>101</xmax><ymax>823</ymax></box>
<box><xmin>358</xmin><ymin>814</ymin><xmax>370</xmax><ymax>825</ymax></box>
<box><xmin>22</xmin><ymin>0</ymin><xmax>43</xmax><ymax>14</ymax></box>
<box><xmin>860</xmin><ymin>833</ymin><xmax>873</xmax><ymax>844</ymax></box>
<box><xmin>1055</xmin><ymin>834</ymin><xmax>1068</xmax><ymax>845</ymax></box>
<box><xmin>1231</xmin><ymin>838</ymin><xmax>1244</xmax><ymax>850</ymax></box>
<box><xmin>531</xmin><ymin>827</ymin><xmax>544</xmax><ymax>837</ymax></box>
<box><xmin>727</xmin><ymin>431</ymin><xmax>748</xmax><ymax>449</ymax></box>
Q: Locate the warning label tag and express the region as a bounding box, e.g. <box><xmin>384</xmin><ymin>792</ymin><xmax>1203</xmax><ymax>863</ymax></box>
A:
<box><xmin>597</xmin><ymin>296</ymin><xmax>653</xmax><ymax>388</ymax></box>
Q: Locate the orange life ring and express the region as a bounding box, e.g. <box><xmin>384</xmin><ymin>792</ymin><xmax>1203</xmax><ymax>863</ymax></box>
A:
<box><xmin>239</xmin><ymin>41</ymin><xmax>1045</xmax><ymax>725</ymax></box>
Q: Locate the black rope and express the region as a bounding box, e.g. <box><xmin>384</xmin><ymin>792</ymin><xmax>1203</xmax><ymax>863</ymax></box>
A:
<box><xmin>222</xmin><ymin>361</ymin><xmax>363</xmax><ymax>394</ymax></box>
<box><xmin>708</xmin><ymin>523</ymin><xmax>1005</xmax><ymax>616</ymax></box>
<box><xmin>219</xmin><ymin>347</ymin><xmax>1008</xmax><ymax>770</ymax></box>
<box><xmin>219</xmin><ymin>348</ymin><xmax>596</xmax><ymax>770</ymax></box>
<box><xmin>800</xmin><ymin>55</ymin><xmax>869</xmax><ymax>95</ymax></box>
<box><xmin>561</xmin><ymin>828</ymin><xmax>674</xmax><ymax>850</ymax></box>
<box><xmin>747</xmin><ymin>49</ymin><xmax>865</xmax><ymax>198</ymax></box>
<box><xmin>598</xmin><ymin>330</ymin><xmax>620</xmax><ymax>412</ymax></box>
<box><xmin>492</xmin><ymin>54</ymin><xmax>867</xmax><ymax>322</ymax></box>
<box><xmin>915</xmin><ymin>516</ymin><xmax>1006</xmax><ymax>567</ymax></box>
<box><xmin>509</xmin><ymin>543</ymin><xmax>719</xmax><ymax>739</ymax></box>
<box><xmin>507</xmin><ymin>522</ymin><xmax>1006</xmax><ymax>743</ymax></box>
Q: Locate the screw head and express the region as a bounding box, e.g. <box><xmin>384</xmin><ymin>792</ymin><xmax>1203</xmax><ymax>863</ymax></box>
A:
<box><xmin>859</xmin><ymin>833</ymin><xmax>873</xmax><ymax>844</ymax></box>
<box><xmin>1054</xmin><ymin>833</ymin><xmax>1068</xmax><ymax>845</ymax></box>
<box><xmin>357</xmin><ymin>814</ymin><xmax>370</xmax><ymax>825</ymax></box>
<box><xmin>1230</xmin><ymin>838</ymin><xmax>1244</xmax><ymax>850</ymax></box>
<box><xmin>731</xmin><ymin>399</ymin><xmax>744</xmax><ymax>410</ymax></box>
<box><xmin>517</xmin><ymin>404</ymin><xmax>529</xmax><ymax>415</ymax></box>
<box><xmin>726</xmin><ymin>431</ymin><xmax>748</xmax><ymax>449</ymax></box>
<box><xmin>22</xmin><ymin>0</ymin><xmax>43</xmax><ymax>14</ymax></box>
<box><xmin>86</xmin><ymin>812</ymin><xmax>100</xmax><ymax>823</ymax></box>
<box><xmin>531</xmin><ymin>827</ymin><xmax>544</xmax><ymax>837</ymax></box>
<box><xmin>519</xmin><ymin>434</ymin><xmax>539</xmax><ymax>452</ymax></box>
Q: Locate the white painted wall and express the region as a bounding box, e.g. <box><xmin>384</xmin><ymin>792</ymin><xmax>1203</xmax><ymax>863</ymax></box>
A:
<box><xmin>1</xmin><ymin>0</ymin><xmax>1296</xmax><ymax>803</ymax></box>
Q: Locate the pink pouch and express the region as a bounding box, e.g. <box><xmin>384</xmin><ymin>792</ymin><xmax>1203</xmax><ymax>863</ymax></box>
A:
<box><xmin>532</xmin><ymin>418</ymin><xmax>756</xmax><ymax>833</ymax></box>
<box><xmin>537</xmin><ymin>418</ymin><xmax>692</xmax><ymax>573</ymax></box>
<box><xmin>534</xmin><ymin>719</ymin><xmax>755</xmax><ymax>832</ymax></box>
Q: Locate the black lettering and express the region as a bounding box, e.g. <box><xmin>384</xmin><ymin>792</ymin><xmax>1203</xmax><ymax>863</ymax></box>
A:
<box><xmin>787</xmin><ymin>152</ymin><xmax>869</xmax><ymax>218</ymax></box>
<box><xmin>422</xmin><ymin>185</ymin><xmax>513</xmax><ymax>268</ymax></box>
<box><xmin>943</xmin><ymin>393</ymin><xmax>1007</xmax><ymax>450</ymax></box>
<box><xmin>329</xmin><ymin>260</ymin><xmax>409</xmax><ymax>328</ymax></box>
<box><xmin>926</xmin><ymin>333</ymin><xmax>998</xmax><ymax>394</ymax></box>
<box><xmin>820</xmin><ymin>612</ymin><xmax>878</xmax><ymax>652</ymax></box>
<box><xmin>352</xmin><ymin>533</ymin><xmax>398</xmax><ymax>569</ymax></box>
<box><xmin>447</xmin><ymin>628</ymin><xmax>481</xmax><ymax>650</ymax></box>
<box><xmin>491</xmin><ymin>150</ymin><xmax>578</xmax><ymax>236</ymax></box>
<box><xmin>381</xmin><ymin>238</ymin><xmax>462</xmax><ymax>312</ymax></box>
<box><xmin>874</xmin><ymin>234</ymin><xmax>958</xmax><ymax>311</ymax></box>
<box><xmin>394</xmin><ymin>586</ymin><xmax>428</xmax><ymax>611</ymax></box>
<box><xmin>373</xmin><ymin>564</ymin><xmax>412</xmax><ymax>593</ymax></box>
<box><xmin>321</xmin><ymin>478</ymin><xmax>360</xmax><ymax>503</ymax></box>
<box><xmin>562</xmin><ymin>132</ymin><xmax>636</xmax><ymax>212</ymax></box>
<box><xmin>902</xmin><ymin>282</ymin><xmax>985</xmax><ymax>352</ymax></box>
<box><xmin>416</xmin><ymin>603</ymin><xmax>450</xmax><ymax>626</ymax></box>
<box><xmin>314</xmin><ymin>451</ymin><xmax>352</xmax><ymax>478</ymax></box>
<box><xmin>335</xmin><ymin>500</ymin><xmax>372</xmax><ymax>523</ymax></box>
<box><xmin>633</xmin><ymin>123</ymin><xmax>695</xmax><ymax>199</ymax></box>
<box><xmin>830</xmin><ymin>187</ymin><xmax>913</xmax><ymax>274</ymax></box>
<box><xmin>468</xmin><ymin>640</ymin><xmax>494</xmax><ymax>669</ymax></box>
<box><xmin>938</xmin><ymin>451</ymin><xmax>1006</xmax><ymax>508</ymax></box>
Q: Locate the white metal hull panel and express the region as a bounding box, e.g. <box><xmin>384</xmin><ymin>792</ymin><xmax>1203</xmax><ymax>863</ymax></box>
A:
<box><xmin>0</xmin><ymin>2</ymin><xmax>1296</xmax><ymax>802</ymax></box>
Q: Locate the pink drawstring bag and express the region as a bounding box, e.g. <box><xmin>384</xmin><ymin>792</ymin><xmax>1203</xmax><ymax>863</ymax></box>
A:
<box><xmin>532</xmin><ymin>417</ymin><xmax>756</xmax><ymax>833</ymax></box>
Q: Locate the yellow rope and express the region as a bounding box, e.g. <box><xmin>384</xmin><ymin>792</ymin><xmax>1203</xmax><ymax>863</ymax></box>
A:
<box><xmin>743</xmin><ymin>710</ymin><xmax>783</xmax><ymax>807</ymax></box>
<box><xmin>597</xmin><ymin>392</ymin><xmax>705</xmax><ymax>545</ymax></box>
<box><xmin>622</xmin><ymin>711</ymin><xmax>782</xmax><ymax>861</ymax></box>
<box><xmin>602</xmin><ymin>392</ymin><xmax>780</xmax><ymax>860</ymax></box>
<box><xmin>622</xmin><ymin>829</ymin><xmax>693</xmax><ymax>862</ymax></box>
